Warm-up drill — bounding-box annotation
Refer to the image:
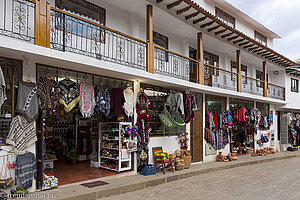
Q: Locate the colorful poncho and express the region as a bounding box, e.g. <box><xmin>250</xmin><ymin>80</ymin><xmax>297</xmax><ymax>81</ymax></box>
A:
<box><xmin>38</xmin><ymin>77</ymin><xmax>59</xmax><ymax>113</ymax></box>
<box><xmin>58</xmin><ymin>78</ymin><xmax>80</xmax><ymax>112</ymax></box>
<box><xmin>136</xmin><ymin>92</ymin><xmax>151</xmax><ymax>121</ymax></box>
<box><xmin>79</xmin><ymin>83</ymin><xmax>95</xmax><ymax>118</ymax></box>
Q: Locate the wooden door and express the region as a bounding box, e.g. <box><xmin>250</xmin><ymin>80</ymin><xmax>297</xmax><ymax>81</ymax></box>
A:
<box><xmin>191</xmin><ymin>110</ymin><xmax>203</xmax><ymax>162</ymax></box>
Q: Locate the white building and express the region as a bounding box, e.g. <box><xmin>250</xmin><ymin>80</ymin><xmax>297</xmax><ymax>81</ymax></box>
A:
<box><xmin>0</xmin><ymin>0</ymin><xmax>297</xmax><ymax>192</ymax></box>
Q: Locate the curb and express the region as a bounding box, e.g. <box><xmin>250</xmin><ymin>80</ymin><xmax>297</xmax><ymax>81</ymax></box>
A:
<box><xmin>59</xmin><ymin>153</ymin><xmax>300</xmax><ymax>200</ymax></box>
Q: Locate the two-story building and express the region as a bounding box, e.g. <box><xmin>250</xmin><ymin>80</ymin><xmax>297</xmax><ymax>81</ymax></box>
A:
<box><xmin>0</xmin><ymin>0</ymin><xmax>297</xmax><ymax>192</ymax></box>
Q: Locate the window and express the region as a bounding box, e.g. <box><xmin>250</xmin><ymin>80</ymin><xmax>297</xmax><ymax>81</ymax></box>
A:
<box><xmin>255</xmin><ymin>31</ymin><xmax>267</xmax><ymax>46</ymax></box>
<box><xmin>291</xmin><ymin>78</ymin><xmax>299</xmax><ymax>93</ymax></box>
<box><xmin>231</xmin><ymin>61</ymin><xmax>247</xmax><ymax>82</ymax></box>
<box><xmin>153</xmin><ymin>32</ymin><xmax>168</xmax><ymax>49</ymax></box>
<box><xmin>141</xmin><ymin>84</ymin><xmax>186</xmax><ymax>137</ymax></box>
<box><xmin>55</xmin><ymin>0</ymin><xmax>105</xmax><ymax>25</ymax></box>
<box><xmin>55</xmin><ymin>0</ymin><xmax>106</xmax><ymax>41</ymax></box>
<box><xmin>153</xmin><ymin>31</ymin><xmax>168</xmax><ymax>62</ymax></box>
<box><xmin>215</xmin><ymin>7</ymin><xmax>235</xmax><ymax>28</ymax></box>
<box><xmin>256</xmin><ymin>102</ymin><xmax>269</xmax><ymax>117</ymax></box>
<box><xmin>204</xmin><ymin>51</ymin><xmax>219</xmax><ymax>76</ymax></box>
<box><xmin>256</xmin><ymin>70</ymin><xmax>268</xmax><ymax>88</ymax></box>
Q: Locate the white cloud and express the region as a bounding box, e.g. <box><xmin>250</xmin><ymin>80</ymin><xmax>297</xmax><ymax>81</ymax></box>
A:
<box><xmin>225</xmin><ymin>0</ymin><xmax>300</xmax><ymax>61</ymax></box>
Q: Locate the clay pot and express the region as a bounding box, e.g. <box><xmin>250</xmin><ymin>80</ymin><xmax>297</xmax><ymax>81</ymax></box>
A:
<box><xmin>232</xmin><ymin>156</ymin><xmax>238</xmax><ymax>160</ymax></box>
<box><xmin>269</xmin><ymin>148</ymin><xmax>276</xmax><ymax>154</ymax></box>
<box><xmin>217</xmin><ymin>152</ymin><xmax>223</xmax><ymax>162</ymax></box>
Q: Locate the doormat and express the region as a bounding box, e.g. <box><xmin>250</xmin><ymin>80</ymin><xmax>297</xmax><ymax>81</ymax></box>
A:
<box><xmin>80</xmin><ymin>181</ymin><xmax>108</xmax><ymax>188</ymax></box>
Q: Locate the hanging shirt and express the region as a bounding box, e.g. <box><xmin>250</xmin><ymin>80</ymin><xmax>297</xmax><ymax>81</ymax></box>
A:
<box><xmin>79</xmin><ymin>83</ymin><xmax>95</xmax><ymax>118</ymax></box>
<box><xmin>15</xmin><ymin>152</ymin><xmax>36</xmax><ymax>189</ymax></box>
<box><xmin>6</xmin><ymin>115</ymin><xmax>37</xmax><ymax>154</ymax></box>
<box><xmin>237</xmin><ymin>107</ymin><xmax>247</xmax><ymax>123</ymax></box>
<box><xmin>123</xmin><ymin>87</ymin><xmax>134</xmax><ymax>117</ymax></box>
<box><xmin>58</xmin><ymin>78</ymin><xmax>80</xmax><ymax>113</ymax></box>
<box><xmin>175</xmin><ymin>93</ymin><xmax>184</xmax><ymax>115</ymax></box>
<box><xmin>214</xmin><ymin>113</ymin><xmax>219</xmax><ymax>132</ymax></box>
<box><xmin>0</xmin><ymin>67</ymin><xmax>6</xmax><ymax>108</ymax></box>
<box><xmin>110</xmin><ymin>88</ymin><xmax>125</xmax><ymax>117</ymax></box>
<box><xmin>16</xmin><ymin>81</ymin><xmax>39</xmax><ymax>122</ymax></box>
<box><xmin>37</xmin><ymin>77</ymin><xmax>59</xmax><ymax>113</ymax></box>
<box><xmin>94</xmin><ymin>86</ymin><xmax>110</xmax><ymax>117</ymax></box>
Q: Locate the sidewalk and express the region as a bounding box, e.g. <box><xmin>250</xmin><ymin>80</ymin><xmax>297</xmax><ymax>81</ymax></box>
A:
<box><xmin>37</xmin><ymin>151</ymin><xmax>300</xmax><ymax>200</ymax></box>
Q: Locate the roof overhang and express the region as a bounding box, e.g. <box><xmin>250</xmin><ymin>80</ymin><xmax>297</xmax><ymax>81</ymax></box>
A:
<box><xmin>151</xmin><ymin>0</ymin><xmax>296</xmax><ymax>67</ymax></box>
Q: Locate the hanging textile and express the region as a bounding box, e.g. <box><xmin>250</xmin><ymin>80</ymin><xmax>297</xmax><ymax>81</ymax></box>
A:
<box><xmin>0</xmin><ymin>67</ymin><xmax>6</xmax><ymax>108</ymax></box>
<box><xmin>6</xmin><ymin>115</ymin><xmax>37</xmax><ymax>154</ymax></box>
<box><xmin>16</xmin><ymin>81</ymin><xmax>39</xmax><ymax>122</ymax></box>
<box><xmin>236</xmin><ymin>107</ymin><xmax>247</xmax><ymax>123</ymax></box>
<box><xmin>15</xmin><ymin>152</ymin><xmax>36</xmax><ymax>189</ymax></box>
<box><xmin>123</xmin><ymin>87</ymin><xmax>134</xmax><ymax>118</ymax></box>
<box><xmin>110</xmin><ymin>88</ymin><xmax>125</xmax><ymax>117</ymax></box>
<box><xmin>136</xmin><ymin>92</ymin><xmax>151</xmax><ymax>121</ymax></box>
<box><xmin>174</xmin><ymin>93</ymin><xmax>184</xmax><ymax>115</ymax></box>
<box><xmin>159</xmin><ymin>94</ymin><xmax>185</xmax><ymax>130</ymax></box>
<box><xmin>58</xmin><ymin>78</ymin><xmax>80</xmax><ymax>113</ymax></box>
<box><xmin>94</xmin><ymin>86</ymin><xmax>110</xmax><ymax>117</ymax></box>
<box><xmin>184</xmin><ymin>94</ymin><xmax>196</xmax><ymax>123</ymax></box>
<box><xmin>37</xmin><ymin>77</ymin><xmax>59</xmax><ymax>114</ymax></box>
<box><xmin>79</xmin><ymin>83</ymin><xmax>95</xmax><ymax>118</ymax></box>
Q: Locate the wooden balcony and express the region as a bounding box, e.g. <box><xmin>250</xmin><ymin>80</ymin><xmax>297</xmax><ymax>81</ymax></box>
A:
<box><xmin>0</xmin><ymin>0</ymin><xmax>285</xmax><ymax>100</ymax></box>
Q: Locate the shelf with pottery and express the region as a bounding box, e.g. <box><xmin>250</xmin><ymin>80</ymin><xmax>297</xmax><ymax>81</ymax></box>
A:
<box><xmin>98</xmin><ymin>122</ymin><xmax>132</xmax><ymax>172</ymax></box>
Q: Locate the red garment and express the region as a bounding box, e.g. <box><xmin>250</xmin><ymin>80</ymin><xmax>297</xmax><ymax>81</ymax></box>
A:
<box><xmin>236</xmin><ymin>107</ymin><xmax>247</xmax><ymax>123</ymax></box>
<box><xmin>214</xmin><ymin>113</ymin><xmax>219</xmax><ymax>131</ymax></box>
<box><xmin>110</xmin><ymin>88</ymin><xmax>125</xmax><ymax>117</ymax></box>
<box><xmin>136</xmin><ymin>93</ymin><xmax>151</xmax><ymax>121</ymax></box>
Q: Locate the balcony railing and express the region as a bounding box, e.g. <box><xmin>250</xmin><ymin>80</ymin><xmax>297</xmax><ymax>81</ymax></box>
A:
<box><xmin>267</xmin><ymin>83</ymin><xmax>285</xmax><ymax>100</ymax></box>
<box><xmin>50</xmin><ymin>8</ymin><xmax>147</xmax><ymax>71</ymax></box>
<box><xmin>0</xmin><ymin>0</ymin><xmax>35</xmax><ymax>42</ymax></box>
<box><xmin>204</xmin><ymin>64</ymin><xmax>237</xmax><ymax>91</ymax></box>
<box><xmin>154</xmin><ymin>45</ymin><xmax>198</xmax><ymax>82</ymax></box>
<box><xmin>0</xmin><ymin>3</ymin><xmax>286</xmax><ymax>101</ymax></box>
<box><xmin>241</xmin><ymin>75</ymin><xmax>264</xmax><ymax>97</ymax></box>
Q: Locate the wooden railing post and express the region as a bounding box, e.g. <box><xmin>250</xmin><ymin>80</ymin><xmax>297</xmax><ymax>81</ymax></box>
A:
<box><xmin>236</xmin><ymin>50</ymin><xmax>242</xmax><ymax>92</ymax></box>
<box><xmin>146</xmin><ymin>4</ymin><xmax>154</xmax><ymax>73</ymax></box>
<box><xmin>197</xmin><ymin>32</ymin><xmax>204</xmax><ymax>85</ymax></box>
<box><xmin>263</xmin><ymin>61</ymin><xmax>267</xmax><ymax>97</ymax></box>
<box><xmin>35</xmin><ymin>0</ymin><xmax>51</xmax><ymax>48</ymax></box>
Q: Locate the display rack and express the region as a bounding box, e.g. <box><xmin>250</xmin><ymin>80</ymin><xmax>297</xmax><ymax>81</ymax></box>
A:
<box><xmin>99</xmin><ymin>122</ymin><xmax>132</xmax><ymax>172</ymax></box>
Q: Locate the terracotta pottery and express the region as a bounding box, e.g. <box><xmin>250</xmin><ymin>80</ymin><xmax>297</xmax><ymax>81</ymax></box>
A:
<box><xmin>217</xmin><ymin>152</ymin><xmax>223</xmax><ymax>162</ymax></box>
<box><xmin>232</xmin><ymin>156</ymin><xmax>238</xmax><ymax>160</ymax></box>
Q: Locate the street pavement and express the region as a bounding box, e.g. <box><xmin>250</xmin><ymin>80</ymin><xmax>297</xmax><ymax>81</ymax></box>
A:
<box><xmin>100</xmin><ymin>157</ymin><xmax>300</xmax><ymax>200</ymax></box>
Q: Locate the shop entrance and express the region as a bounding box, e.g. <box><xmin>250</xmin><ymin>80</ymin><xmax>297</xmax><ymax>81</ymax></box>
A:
<box><xmin>36</xmin><ymin>65</ymin><xmax>134</xmax><ymax>187</ymax></box>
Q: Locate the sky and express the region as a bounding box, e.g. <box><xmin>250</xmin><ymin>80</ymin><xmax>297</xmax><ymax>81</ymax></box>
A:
<box><xmin>225</xmin><ymin>0</ymin><xmax>300</xmax><ymax>62</ymax></box>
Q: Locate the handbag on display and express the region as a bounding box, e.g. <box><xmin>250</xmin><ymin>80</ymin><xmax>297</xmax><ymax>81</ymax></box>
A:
<box><xmin>126</xmin><ymin>134</ymin><xmax>138</xmax><ymax>152</ymax></box>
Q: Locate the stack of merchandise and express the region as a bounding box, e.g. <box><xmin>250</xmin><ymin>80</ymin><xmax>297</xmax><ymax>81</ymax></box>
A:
<box><xmin>42</xmin><ymin>174</ymin><xmax>58</xmax><ymax>190</ymax></box>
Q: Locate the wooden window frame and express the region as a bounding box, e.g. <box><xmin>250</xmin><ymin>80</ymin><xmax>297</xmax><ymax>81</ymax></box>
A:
<box><xmin>291</xmin><ymin>78</ymin><xmax>299</xmax><ymax>93</ymax></box>
<box><xmin>215</xmin><ymin>7</ymin><xmax>235</xmax><ymax>28</ymax></box>
<box><xmin>254</xmin><ymin>31</ymin><xmax>267</xmax><ymax>46</ymax></box>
